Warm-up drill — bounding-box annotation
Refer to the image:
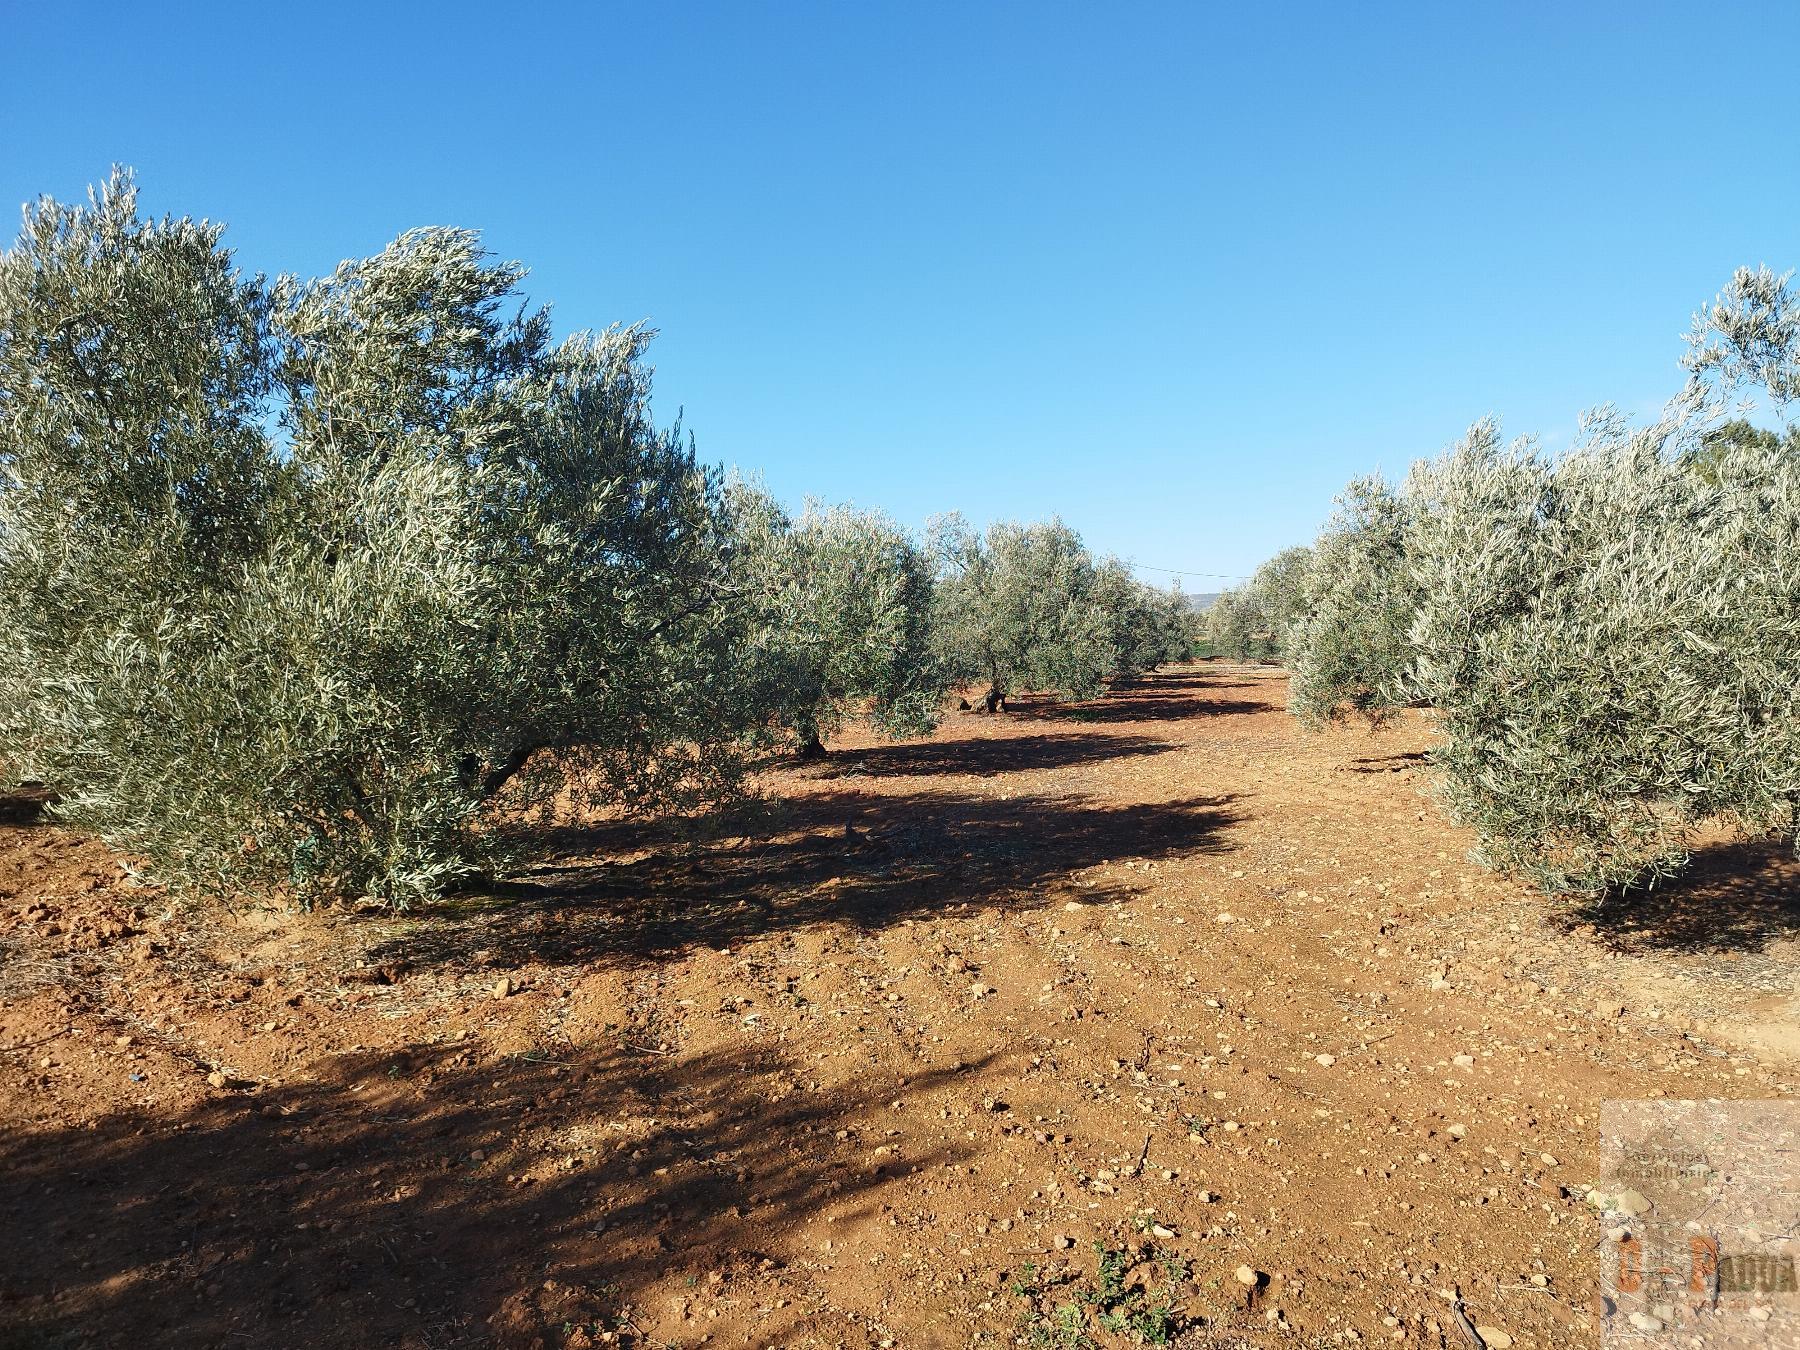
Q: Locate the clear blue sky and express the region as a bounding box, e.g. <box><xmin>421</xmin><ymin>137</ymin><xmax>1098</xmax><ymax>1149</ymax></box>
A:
<box><xmin>3</xmin><ymin>1</ymin><xmax>1796</xmax><ymax>582</ymax></box>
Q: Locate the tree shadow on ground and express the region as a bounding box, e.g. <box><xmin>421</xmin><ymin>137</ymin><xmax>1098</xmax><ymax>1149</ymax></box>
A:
<box><xmin>1343</xmin><ymin>752</ymin><xmax>1429</xmax><ymax>774</ymax></box>
<box><xmin>0</xmin><ymin>785</ymin><xmax>53</xmax><ymax>827</ymax></box>
<box><xmin>368</xmin><ymin>789</ymin><xmax>1241</xmax><ymax>976</ymax></box>
<box><xmin>1556</xmin><ymin>838</ymin><xmax>1800</xmax><ymax>956</ymax></box>
<box><xmin>804</xmin><ymin>730</ymin><xmax>1176</xmax><ymax>779</ymax></box>
<box><xmin>0</xmin><ymin>1040</ymin><xmax>986</xmax><ymax>1349</ymax></box>
<box><xmin>1011</xmin><ymin>670</ymin><xmax>1277</xmax><ymax>725</ymax></box>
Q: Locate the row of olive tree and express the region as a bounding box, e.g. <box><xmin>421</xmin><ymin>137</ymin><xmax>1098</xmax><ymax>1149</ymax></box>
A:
<box><xmin>1280</xmin><ymin>267</ymin><xmax>1799</xmax><ymax>896</ymax></box>
<box><xmin>1205</xmin><ymin>546</ymin><xmax>1313</xmax><ymax>661</ymax></box>
<box><xmin>725</xmin><ymin>481</ymin><xmax>942</xmax><ymax>759</ymax></box>
<box><xmin>928</xmin><ymin>514</ymin><xmax>1188</xmax><ymax>712</ymax></box>
<box><xmin>0</xmin><ymin>171</ymin><xmax>1188</xmax><ymax>906</ymax></box>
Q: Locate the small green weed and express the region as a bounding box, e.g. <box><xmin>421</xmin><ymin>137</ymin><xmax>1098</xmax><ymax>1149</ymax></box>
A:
<box><xmin>1010</xmin><ymin>1240</ymin><xmax>1188</xmax><ymax>1347</ymax></box>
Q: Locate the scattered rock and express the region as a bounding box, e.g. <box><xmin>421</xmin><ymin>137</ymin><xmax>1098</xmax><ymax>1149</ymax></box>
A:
<box><xmin>1615</xmin><ymin>1189</ymin><xmax>1651</xmax><ymax>1216</ymax></box>
<box><xmin>15</xmin><ymin>658</ymin><xmax>1781</xmax><ymax>1349</ymax></box>
<box><xmin>1628</xmin><ymin>1312</ymin><xmax>1664</xmax><ymax>1333</ymax></box>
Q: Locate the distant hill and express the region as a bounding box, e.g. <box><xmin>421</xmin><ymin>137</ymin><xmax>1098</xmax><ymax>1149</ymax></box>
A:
<box><xmin>1182</xmin><ymin>591</ymin><xmax>1221</xmax><ymax>612</ymax></box>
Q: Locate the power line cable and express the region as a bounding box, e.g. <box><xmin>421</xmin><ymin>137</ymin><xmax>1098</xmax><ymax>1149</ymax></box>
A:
<box><xmin>1127</xmin><ymin>561</ymin><xmax>1251</xmax><ymax>580</ymax></box>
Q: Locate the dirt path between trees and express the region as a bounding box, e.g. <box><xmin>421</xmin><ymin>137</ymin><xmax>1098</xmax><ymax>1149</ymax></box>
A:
<box><xmin>3</xmin><ymin>665</ymin><xmax>1796</xmax><ymax>1349</ymax></box>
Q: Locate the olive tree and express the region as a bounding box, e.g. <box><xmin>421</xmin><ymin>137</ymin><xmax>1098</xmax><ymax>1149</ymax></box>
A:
<box><xmin>1245</xmin><ymin>546</ymin><xmax>1313</xmax><ymax>650</ymax></box>
<box><xmin>1388</xmin><ymin>268</ymin><xmax>1800</xmax><ymax>895</ymax></box>
<box><xmin>1286</xmin><ymin>265</ymin><xmax>1799</xmax><ymax>895</ymax></box>
<box><xmin>1284</xmin><ymin>476</ymin><xmax>1421</xmax><ymax>724</ymax></box>
<box><xmin>1683</xmin><ymin>264</ymin><xmax>1799</xmax><ymax>410</ymax></box>
<box><xmin>0</xmin><ymin>169</ymin><xmax>291</xmax><ymax>885</ymax></box>
<box><xmin>0</xmin><ymin>172</ymin><xmax>752</xmax><ymax>907</ymax></box>
<box><xmin>1211</xmin><ymin>546</ymin><xmax>1312</xmax><ymax>662</ymax></box>
<box><xmin>1403</xmin><ymin>406</ymin><xmax>1799</xmax><ymax>895</ymax></box>
<box><xmin>1402</xmin><ymin>416</ymin><xmax>1695</xmax><ymax>891</ymax></box>
<box><xmin>1154</xmin><ymin>578</ymin><xmax>1198</xmax><ymax>665</ymax></box>
<box><xmin>1089</xmin><ymin>558</ymin><xmax>1187</xmax><ymax>680</ymax></box>
<box><xmin>928</xmin><ymin>514</ymin><xmax>1116</xmax><ymax>711</ymax></box>
<box><xmin>1203</xmin><ymin>587</ymin><xmax>1271</xmax><ymax>662</ymax></box>
<box><xmin>1684</xmin><ymin>417</ymin><xmax>1794</xmax><ymax>484</ymax></box>
<box><xmin>727</xmin><ymin>481</ymin><xmax>943</xmax><ymax>757</ymax></box>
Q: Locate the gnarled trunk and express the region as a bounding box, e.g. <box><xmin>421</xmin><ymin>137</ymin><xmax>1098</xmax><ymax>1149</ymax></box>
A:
<box><xmin>793</xmin><ymin>716</ymin><xmax>827</xmax><ymax>761</ymax></box>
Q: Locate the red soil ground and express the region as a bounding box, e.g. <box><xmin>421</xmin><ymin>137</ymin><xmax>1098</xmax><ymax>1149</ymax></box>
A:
<box><xmin>2</xmin><ymin>665</ymin><xmax>1796</xmax><ymax>1349</ymax></box>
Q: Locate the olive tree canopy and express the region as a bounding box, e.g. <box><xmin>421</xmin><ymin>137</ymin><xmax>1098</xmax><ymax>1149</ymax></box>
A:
<box><xmin>1280</xmin><ymin>265</ymin><xmax>1799</xmax><ymax>896</ymax></box>
<box><xmin>0</xmin><ymin>171</ymin><xmax>752</xmax><ymax>907</ymax></box>
<box><xmin>1284</xmin><ymin>476</ymin><xmax>1420</xmax><ymax>725</ymax></box>
<box><xmin>929</xmin><ymin>515</ymin><xmax>1119</xmax><ymax>712</ymax></box>
<box><xmin>727</xmin><ymin>481</ymin><xmax>943</xmax><ymax>757</ymax></box>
